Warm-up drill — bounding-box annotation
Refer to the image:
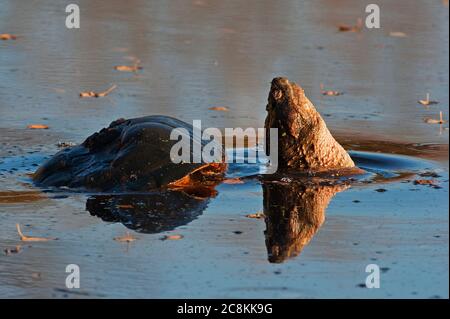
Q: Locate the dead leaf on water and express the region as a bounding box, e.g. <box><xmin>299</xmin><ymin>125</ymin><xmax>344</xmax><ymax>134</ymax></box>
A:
<box><xmin>320</xmin><ymin>83</ymin><xmax>342</xmax><ymax>96</ymax></box>
<box><xmin>338</xmin><ymin>18</ymin><xmax>363</xmax><ymax>32</ymax></box>
<box><xmin>114</xmin><ymin>59</ymin><xmax>142</xmax><ymax>72</ymax></box>
<box><xmin>160</xmin><ymin>234</ymin><xmax>183</xmax><ymax>241</ymax></box>
<box><xmin>389</xmin><ymin>31</ymin><xmax>407</xmax><ymax>38</ymax></box>
<box><xmin>413</xmin><ymin>179</ymin><xmax>441</xmax><ymax>188</ymax></box>
<box><xmin>424</xmin><ymin>111</ymin><xmax>446</xmax><ymax>124</ymax></box>
<box><xmin>418</xmin><ymin>93</ymin><xmax>439</xmax><ymax>106</ymax></box>
<box><xmin>246</xmin><ymin>212</ymin><xmax>265</xmax><ymax>219</ymax></box>
<box><xmin>113</xmin><ymin>232</ymin><xmax>137</xmax><ymax>243</ymax></box>
<box><xmin>209</xmin><ymin>106</ymin><xmax>229</xmax><ymax>112</ymax></box>
<box><xmin>27</xmin><ymin>124</ymin><xmax>49</xmax><ymax>129</ymax></box>
<box><xmin>80</xmin><ymin>84</ymin><xmax>117</xmax><ymax>98</ymax></box>
<box><xmin>16</xmin><ymin>224</ymin><xmax>57</xmax><ymax>242</ymax></box>
<box><xmin>414</xmin><ymin>179</ymin><xmax>438</xmax><ymax>186</ymax></box>
<box><xmin>0</xmin><ymin>33</ymin><xmax>17</xmax><ymax>40</ymax></box>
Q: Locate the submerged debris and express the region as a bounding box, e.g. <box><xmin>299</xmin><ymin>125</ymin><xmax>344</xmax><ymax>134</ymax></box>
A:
<box><xmin>16</xmin><ymin>224</ymin><xmax>57</xmax><ymax>242</ymax></box>
<box><xmin>80</xmin><ymin>84</ymin><xmax>117</xmax><ymax>98</ymax></box>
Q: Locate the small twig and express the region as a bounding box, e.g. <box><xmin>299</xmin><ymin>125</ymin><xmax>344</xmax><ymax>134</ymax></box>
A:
<box><xmin>418</xmin><ymin>92</ymin><xmax>438</xmax><ymax>106</ymax></box>
<box><xmin>424</xmin><ymin>111</ymin><xmax>446</xmax><ymax>124</ymax></box>
<box><xmin>16</xmin><ymin>224</ymin><xmax>57</xmax><ymax>242</ymax></box>
<box><xmin>96</xmin><ymin>84</ymin><xmax>117</xmax><ymax>97</ymax></box>
<box><xmin>79</xmin><ymin>84</ymin><xmax>117</xmax><ymax>98</ymax></box>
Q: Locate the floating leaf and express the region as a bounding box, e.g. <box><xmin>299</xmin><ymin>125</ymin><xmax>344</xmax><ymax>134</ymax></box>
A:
<box><xmin>338</xmin><ymin>18</ymin><xmax>362</xmax><ymax>32</ymax></box>
<box><xmin>114</xmin><ymin>232</ymin><xmax>137</xmax><ymax>242</ymax></box>
<box><xmin>414</xmin><ymin>179</ymin><xmax>438</xmax><ymax>186</ymax></box>
<box><xmin>424</xmin><ymin>111</ymin><xmax>446</xmax><ymax>124</ymax></box>
<box><xmin>389</xmin><ymin>31</ymin><xmax>407</xmax><ymax>38</ymax></box>
<box><xmin>80</xmin><ymin>84</ymin><xmax>117</xmax><ymax>98</ymax></box>
<box><xmin>27</xmin><ymin>124</ymin><xmax>49</xmax><ymax>129</ymax></box>
<box><xmin>160</xmin><ymin>234</ymin><xmax>183</xmax><ymax>241</ymax></box>
<box><xmin>246</xmin><ymin>212</ymin><xmax>265</xmax><ymax>219</ymax></box>
<box><xmin>114</xmin><ymin>59</ymin><xmax>142</xmax><ymax>72</ymax></box>
<box><xmin>16</xmin><ymin>224</ymin><xmax>57</xmax><ymax>242</ymax></box>
<box><xmin>0</xmin><ymin>33</ymin><xmax>17</xmax><ymax>40</ymax></box>
<box><xmin>320</xmin><ymin>83</ymin><xmax>341</xmax><ymax>96</ymax></box>
<box><xmin>209</xmin><ymin>106</ymin><xmax>229</xmax><ymax>112</ymax></box>
<box><xmin>418</xmin><ymin>93</ymin><xmax>439</xmax><ymax>106</ymax></box>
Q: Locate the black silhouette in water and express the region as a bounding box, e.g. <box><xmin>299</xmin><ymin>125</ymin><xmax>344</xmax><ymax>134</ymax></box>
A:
<box><xmin>262</xmin><ymin>178</ymin><xmax>348</xmax><ymax>263</ymax></box>
<box><xmin>86</xmin><ymin>190</ymin><xmax>209</xmax><ymax>234</ymax></box>
<box><xmin>84</xmin><ymin>175</ymin><xmax>348</xmax><ymax>264</ymax></box>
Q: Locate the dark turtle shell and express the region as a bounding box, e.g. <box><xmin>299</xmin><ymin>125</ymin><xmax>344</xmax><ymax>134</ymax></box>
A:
<box><xmin>33</xmin><ymin>115</ymin><xmax>226</xmax><ymax>192</ymax></box>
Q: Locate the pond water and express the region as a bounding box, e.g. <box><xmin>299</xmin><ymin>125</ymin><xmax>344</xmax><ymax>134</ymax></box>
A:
<box><xmin>0</xmin><ymin>0</ymin><xmax>448</xmax><ymax>298</ymax></box>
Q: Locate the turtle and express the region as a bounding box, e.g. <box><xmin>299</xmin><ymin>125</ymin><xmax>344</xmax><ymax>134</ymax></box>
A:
<box><xmin>31</xmin><ymin>77</ymin><xmax>426</xmax><ymax>259</ymax></box>
<box><xmin>265</xmin><ymin>77</ymin><xmax>359</xmax><ymax>172</ymax></box>
<box><xmin>33</xmin><ymin>115</ymin><xmax>227</xmax><ymax>197</ymax></box>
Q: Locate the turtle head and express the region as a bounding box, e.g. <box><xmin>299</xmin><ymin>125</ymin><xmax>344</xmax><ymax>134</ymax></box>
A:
<box><xmin>266</xmin><ymin>77</ymin><xmax>319</xmax><ymax>139</ymax></box>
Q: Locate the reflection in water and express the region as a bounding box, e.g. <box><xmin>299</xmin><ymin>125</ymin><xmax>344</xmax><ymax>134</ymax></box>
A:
<box><xmin>84</xmin><ymin>177</ymin><xmax>348</xmax><ymax>263</ymax></box>
<box><xmin>86</xmin><ymin>190</ymin><xmax>208</xmax><ymax>233</ymax></box>
<box><xmin>263</xmin><ymin>180</ymin><xmax>348</xmax><ymax>263</ymax></box>
<box><xmin>82</xmin><ymin>149</ymin><xmax>430</xmax><ymax>262</ymax></box>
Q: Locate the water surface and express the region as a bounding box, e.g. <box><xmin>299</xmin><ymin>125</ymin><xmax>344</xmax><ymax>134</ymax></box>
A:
<box><xmin>0</xmin><ymin>0</ymin><xmax>448</xmax><ymax>298</ymax></box>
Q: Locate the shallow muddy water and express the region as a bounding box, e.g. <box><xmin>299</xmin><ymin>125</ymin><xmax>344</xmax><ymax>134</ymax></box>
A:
<box><xmin>0</xmin><ymin>0</ymin><xmax>448</xmax><ymax>298</ymax></box>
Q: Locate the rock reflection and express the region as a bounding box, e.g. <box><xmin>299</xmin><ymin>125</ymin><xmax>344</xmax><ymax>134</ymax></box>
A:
<box><xmin>86</xmin><ymin>190</ymin><xmax>209</xmax><ymax>233</ymax></box>
<box><xmin>263</xmin><ymin>179</ymin><xmax>348</xmax><ymax>263</ymax></box>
